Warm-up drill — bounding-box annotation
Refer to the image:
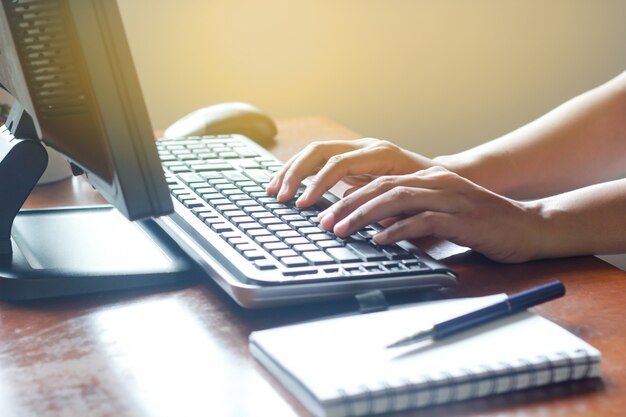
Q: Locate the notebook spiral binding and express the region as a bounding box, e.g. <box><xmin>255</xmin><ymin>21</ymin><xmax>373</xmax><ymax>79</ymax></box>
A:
<box><xmin>335</xmin><ymin>349</ymin><xmax>598</xmax><ymax>416</ymax></box>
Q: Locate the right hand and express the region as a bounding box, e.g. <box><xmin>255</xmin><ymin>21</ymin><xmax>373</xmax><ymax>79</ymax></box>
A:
<box><xmin>266</xmin><ymin>138</ymin><xmax>437</xmax><ymax>207</ymax></box>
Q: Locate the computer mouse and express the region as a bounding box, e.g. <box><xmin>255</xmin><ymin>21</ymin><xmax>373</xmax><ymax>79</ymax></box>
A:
<box><xmin>164</xmin><ymin>102</ymin><xmax>277</xmax><ymax>148</ymax></box>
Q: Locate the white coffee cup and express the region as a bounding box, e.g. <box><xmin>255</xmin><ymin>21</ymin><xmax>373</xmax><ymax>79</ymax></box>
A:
<box><xmin>1</xmin><ymin>91</ymin><xmax>72</xmax><ymax>184</ymax></box>
<box><xmin>39</xmin><ymin>144</ymin><xmax>73</xmax><ymax>184</ymax></box>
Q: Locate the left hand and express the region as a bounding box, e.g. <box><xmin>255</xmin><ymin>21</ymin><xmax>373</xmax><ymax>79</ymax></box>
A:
<box><xmin>318</xmin><ymin>166</ymin><xmax>547</xmax><ymax>263</ymax></box>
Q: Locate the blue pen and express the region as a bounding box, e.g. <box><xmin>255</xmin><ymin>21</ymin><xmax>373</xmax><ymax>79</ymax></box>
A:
<box><xmin>387</xmin><ymin>281</ymin><xmax>566</xmax><ymax>348</ymax></box>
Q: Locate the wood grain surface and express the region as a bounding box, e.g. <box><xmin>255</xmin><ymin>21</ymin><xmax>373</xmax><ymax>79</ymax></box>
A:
<box><xmin>3</xmin><ymin>117</ymin><xmax>623</xmax><ymax>417</ymax></box>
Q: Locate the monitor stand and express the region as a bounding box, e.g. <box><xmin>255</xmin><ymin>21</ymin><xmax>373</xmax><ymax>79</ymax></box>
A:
<box><xmin>0</xmin><ymin>119</ymin><xmax>197</xmax><ymax>300</ymax></box>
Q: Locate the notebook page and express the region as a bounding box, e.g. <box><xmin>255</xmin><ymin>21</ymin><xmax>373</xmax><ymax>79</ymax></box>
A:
<box><xmin>251</xmin><ymin>295</ymin><xmax>600</xmax><ymax>404</ymax></box>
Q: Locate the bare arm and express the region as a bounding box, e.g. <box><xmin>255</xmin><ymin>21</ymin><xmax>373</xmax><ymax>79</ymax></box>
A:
<box><xmin>436</xmin><ymin>70</ymin><xmax>626</xmax><ymax>199</ymax></box>
<box><xmin>318</xmin><ymin>168</ymin><xmax>626</xmax><ymax>262</ymax></box>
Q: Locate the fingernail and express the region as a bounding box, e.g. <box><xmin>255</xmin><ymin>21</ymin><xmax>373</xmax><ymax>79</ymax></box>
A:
<box><xmin>319</xmin><ymin>211</ymin><xmax>335</xmax><ymax>231</ymax></box>
<box><xmin>296</xmin><ymin>191</ymin><xmax>309</xmax><ymax>207</ymax></box>
<box><xmin>277</xmin><ymin>185</ymin><xmax>290</xmax><ymax>201</ymax></box>
<box><xmin>334</xmin><ymin>218</ymin><xmax>349</xmax><ymax>236</ymax></box>
<box><xmin>373</xmin><ymin>232</ymin><xmax>387</xmax><ymax>245</ymax></box>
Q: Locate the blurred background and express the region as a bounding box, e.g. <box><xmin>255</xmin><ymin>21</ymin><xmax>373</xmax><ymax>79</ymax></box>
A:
<box><xmin>117</xmin><ymin>0</ymin><xmax>626</xmax><ymax>158</ymax></box>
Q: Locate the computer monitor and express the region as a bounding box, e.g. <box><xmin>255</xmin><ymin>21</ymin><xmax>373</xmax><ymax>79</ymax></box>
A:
<box><xmin>0</xmin><ymin>0</ymin><xmax>195</xmax><ymax>299</ymax></box>
<box><xmin>0</xmin><ymin>0</ymin><xmax>172</xmax><ymax>219</ymax></box>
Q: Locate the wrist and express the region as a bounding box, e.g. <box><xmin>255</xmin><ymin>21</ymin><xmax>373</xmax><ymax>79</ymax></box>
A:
<box><xmin>433</xmin><ymin>153</ymin><xmax>483</xmax><ymax>181</ymax></box>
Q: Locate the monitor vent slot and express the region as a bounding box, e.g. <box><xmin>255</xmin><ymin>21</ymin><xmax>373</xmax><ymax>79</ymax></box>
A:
<box><xmin>7</xmin><ymin>0</ymin><xmax>88</xmax><ymax>118</ymax></box>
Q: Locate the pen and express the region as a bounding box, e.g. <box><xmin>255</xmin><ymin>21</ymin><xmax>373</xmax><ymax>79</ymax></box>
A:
<box><xmin>387</xmin><ymin>280</ymin><xmax>566</xmax><ymax>348</ymax></box>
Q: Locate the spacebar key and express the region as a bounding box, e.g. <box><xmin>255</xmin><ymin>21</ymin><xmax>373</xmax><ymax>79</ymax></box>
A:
<box><xmin>346</xmin><ymin>242</ymin><xmax>387</xmax><ymax>261</ymax></box>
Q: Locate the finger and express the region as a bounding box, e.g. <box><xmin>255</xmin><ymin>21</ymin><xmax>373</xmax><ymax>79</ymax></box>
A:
<box><xmin>343</xmin><ymin>186</ymin><xmax>362</xmax><ymax>198</ymax></box>
<box><xmin>266</xmin><ymin>152</ymin><xmax>301</xmax><ymax>194</ymax></box>
<box><xmin>332</xmin><ymin>186</ymin><xmax>456</xmax><ymax>237</ymax></box>
<box><xmin>325</xmin><ymin>176</ymin><xmax>402</xmax><ymax>226</ymax></box>
<box><xmin>276</xmin><ymin>141</ymin><xmax>356</xmax><ymax>202</ymax></box>
<box><xmin>373</xmin><ymin>211</ymin><xmax>456</xmax><ymax>245</ymax></box>
<box><xmin>343</xmin><ymin>174</ymin><xmax>377</xmax><ymax>186</ymax></box>
<box><xmin>378</xmin><ymin>216</ymin><xmax>402</xmax><ymax>228</ymax></box>
<box><xmin>295</xmin><ymin>147</ymin><xmax>392</xmax><ymax>208</ymax></box>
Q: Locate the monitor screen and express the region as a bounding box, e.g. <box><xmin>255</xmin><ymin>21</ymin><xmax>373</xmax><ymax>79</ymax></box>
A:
<box><xmin>0</xmin><ymin>0</ymin><xmax>172</xmax><ymax>220</ymax></box>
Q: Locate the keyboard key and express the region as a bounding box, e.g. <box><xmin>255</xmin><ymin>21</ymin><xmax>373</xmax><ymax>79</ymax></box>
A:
<box><xmin>263</xmin><ymin>242</ymin><xmax>289</xmax><ymax>251</ymax></box>
<box><xmin>308</xmin><ymin>233</ymin><xmax>333</xmax><ymax>242</ymax></box>
<box><xmin>202</xmin><ymin>216</ymin><xmax>224</xmax><ymax>225</ymax></box>
<box><xmin>245</xmin><ymin>206</ymin><xmax>268</xmax><ymax>214</ymax></box>
<box><xmin>215</xmin><ymin>204</ymin><xmax>238</xmax><ymax>212</ymax></box>
<box><xmin>346</xmin><ymin>242</ymin><xmax>387</xmax><ymax>261</ymax></box>
<box><xmin>243</xmin><ymin>250</ymin><xmax>266</xmax><ymax>261</ymax></box>
<box><xmin>274</xmin><ymin>209</ymin><xmax>298</xmax><ymax>216</ymax></box>
<box><xmin>284</xmin><ymin>237</ymin><xmax>309</xmax><ymax>246</ymax></box>
<box><xmin>254</xmin><ymin>259</ymin><xmax>277</xmax><ymax>270</ymax></box>
<box><xmin>259</xmin><ymin>217</ymin><xmax>283</xmax><ymax>225</ymax></box>
<box><xmin>223</xmin><ymin>210</ymin><xmax>246</xmax><ymax>218</ymax></box>
<box><xmin>211</xmin><ymin>223</ymin><xmax>233</xmax><ymax>233</ymax></box>
<box><xmin>272</xmin><ymin>249</ymin><xmax>298</xmax><ymax>258</ymax></box>
<box><xmin>197</xmin><ymin>211</ymin><xmax>219</xmax><ymax>220</ymax></box>
<box><xmin>283</xmin><ymin>267</ymin><xmax>318</xmax><ymax>276</ymax></box>
<box><xmin>236</xmin><ymin>200</ymin><xmax>260</xmax><ymax>207</ymax></box>
<box><xmin>208</xmin><ymin>178</ymin><xmax>229</xmax><ymax>185</ymax></box>
<box><xmin>168</xmin><ymin>165</ymin><xmax>192</xmax><ymax>174</ymax></box>
<box><xmin>245</xmin><ymin>169</ymin><xmax>271</xmax><ymax>183</ymax></box>
<box><xmin>235</xmin><ymin>160</ymin><xmax>262</xmax><ymax>169</ymax></box>
<box><xmin>283</xmin><ymin>215</ymin><xmax>307</xmax><ymax>223</ymax></box>
<box><xmin>256</xmin><ymin>235</ymin><xmax>280</xmax><ymax>244</ymax></box>
<box><xmin>235</xmin><ymin>243</ymin><xmax>257</xmax><ymax>253</ymax></box>
<box><xmin>268</xmin><ymin>202</ymin><xmax>292</xmax><ymax>210</ymax></box>
<box><xmin>223</xmin><ymin>189</ymin><xmax>245</xmax><ymax>197</ymax></box>
<box><xmin>243</xmin><ymin>186</ymin><xmax>265</xmax><ymax>193</ymax></box>
<box><xmin>258</xmin><ymin>196</ymin><xmax>279</xmax><ymax>204</ymax></box>
<box><xmin>327</xmin><ymin>247</ymin><xmax>361</xmax><ymax>263</ymax></box>
<box><xmin>201</xmin><ymin>193</ymin><xmax>223</xmax><ymax>201</ymax></box>
<box><xmin>292</xmin><ymin>243</ymin><xmax>318</xmax><ymax>252</ymax></box>
<box><xmin>291</xmin><ymin>221</ymin><xmax>313</xmax><ymax>229</ymax></box>
<box><xmin>222</xmin><ymin>231</ymin><xmax>242</xmax><ymax>239</ymax></box>
<box><xmin>210</xmin><ymin>199</ymin><xmax>231</xmax><ymax>206</ymax></box>
<box><xmin>251</xmin><ymin>211</ymin><xmax>274</xmax><ymax>218</ymax></box>
<box><xmin>248</xmin><ymin>229</ymin><xmax>272</xmax><ymax>237</ymax></box>
<box><xmin>222</xmin><ymin>170</ymin><xmax>248</xmax><ymax>181</ymax></box>
<box><xmin>196</xmin><ymin>170</ymin><xmax>221</xmax><ymax>178</ymax></box>
<box><xmin>231</xmin><ymin>216</ymin><xmax>254</xmax><ymax>224</ymax></box>
<box><xmin>382</xmin><ymin>261</ymin><xmax>405</xmax><ymax>272</ymax></box>
<box><xmin>381</xmin><ymin>246</ymin><xmax>413</xmax><ymax>260</ymax></box>
<box><xmin>317</xmin><ymin>240</ymin><xmax>343</xmax><ymax>249</ymax></box>
<box><xmin>183</xmin><ymin>200</ymin><xmax>205</xmax><ymax>209</ymax></box>
<box><xmin>239</xmin><ymin>222</ymin><xmax>263</xmax><ymax>230</ymax></box>
<box><xmin>302</xmin><ymin>251</ymin><xmax>334</xmax><ymax>265</ymax></box>
<box><xmin>215</xmin><ymin>183</ymin><xmax>238</xmax><ymax>190</ymax></box>
<box><xmin>232</xmin><ymin>147</ymin><xmax>259</xmax><ymax>157</ymax></box>
<box><xmin>276</xmin><ymin>230</ymin><xmax>300</xmax><ymax>239</ymax></box>
<box><xmin>281</xmin><ymin>256</ymin><xmax>308</xmax><ymax>267</ymax></box>
<box><xmin>227</xmin><ymin>237</ymin><xmax>248</xmax><ymax>246</ymax></box>
<box><xmin>268</xmin><ymin>224</ymin><xmax>292</xmax><ymax>232</ymax></box>
<box><xmin>299</xmin><ymin>226</ymin><xmax>324</xmax><ymax>235</ymax></box>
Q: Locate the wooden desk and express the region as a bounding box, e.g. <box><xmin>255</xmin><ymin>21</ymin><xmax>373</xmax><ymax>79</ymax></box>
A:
<box><xmin>4</xmin><ymin>117</ymin><xmax>624</xmax><ymax>417</ymax></box>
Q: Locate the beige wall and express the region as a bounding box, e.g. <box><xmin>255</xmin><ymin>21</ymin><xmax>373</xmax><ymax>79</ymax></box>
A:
<box><xmin>118</xmin><ymin>0</ymin><xmax>626</xmax><ymax>157</ymax></box>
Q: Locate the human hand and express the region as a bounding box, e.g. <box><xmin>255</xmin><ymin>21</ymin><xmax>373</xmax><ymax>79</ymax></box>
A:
<box><xmin>265</xmin><ymin>138</ymin><xmax>436</xmax><ymax>207</ymax></box>
<box><xmin>318</xmin><ymin>166</ymin><xmax>547</xmax><ymax>263</ymax></box>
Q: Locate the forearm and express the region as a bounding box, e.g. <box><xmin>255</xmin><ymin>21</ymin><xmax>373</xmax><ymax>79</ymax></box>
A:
<box><xmin>434</xmin><ymin>70</ymin><xmax>626</xmax><ymax>199</ymax></box>
<box><xmin>533</xmin><ymin>178</ymin><xmax>626</xmax><ymax>258</ymax></box>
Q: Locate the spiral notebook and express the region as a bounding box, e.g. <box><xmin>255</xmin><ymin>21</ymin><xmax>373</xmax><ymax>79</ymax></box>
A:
<box><xmin>250</xmin><ymin>294</ymin><xmax>601</xmax><ymax>417</ymax></box>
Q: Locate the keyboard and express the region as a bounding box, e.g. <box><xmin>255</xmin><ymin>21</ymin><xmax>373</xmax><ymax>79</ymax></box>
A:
<box><xmin>154</xmin><ymin>134</ymin><xmax>456</xmax><ymax>307</ymax></box>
